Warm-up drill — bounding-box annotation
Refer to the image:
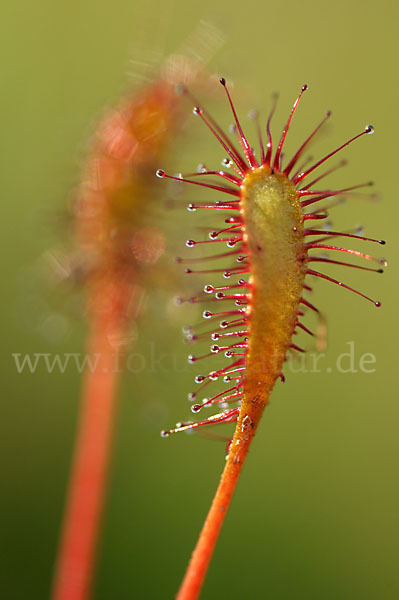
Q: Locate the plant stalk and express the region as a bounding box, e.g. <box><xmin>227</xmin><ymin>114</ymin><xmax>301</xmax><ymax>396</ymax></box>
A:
<box><xmin>176</xmin><ymin>406</ymin><xmax>263</xmax><ymax>600</ymax></box>
<box><xmin>51</xmin><ymin>304</ymin><xmax>122</xmax><ymax>600</ymax></box>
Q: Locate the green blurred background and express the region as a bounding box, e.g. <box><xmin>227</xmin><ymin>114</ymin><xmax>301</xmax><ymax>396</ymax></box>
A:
<box><xmin>1</xmin><ymin>0</ymin><xmax>398</xmax><ymax>598</ymax></box>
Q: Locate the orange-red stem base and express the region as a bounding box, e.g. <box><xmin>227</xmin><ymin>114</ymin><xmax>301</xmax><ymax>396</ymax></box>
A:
<box><xmin>51</xmin><ymin>312</ymin><xmax>120</xmax><ymax>600</ymax></box>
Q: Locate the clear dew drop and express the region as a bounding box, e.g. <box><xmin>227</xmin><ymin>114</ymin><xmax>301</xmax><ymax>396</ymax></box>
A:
<box><xmin>241</xmin><ymin>415</ymin><xmax>252</xmax><ymax>432</ymax></box>
<box><xmin>366</xmin><ymin>124</ymin><xmax>374</xmax><ymax>134</ymax></box>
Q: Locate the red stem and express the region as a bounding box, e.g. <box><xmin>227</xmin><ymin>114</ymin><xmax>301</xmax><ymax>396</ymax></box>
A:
<box><xmin>176</xmin><ymin>413</ymin><xmax>259</xmax><ymax>600</ymax></box>
<box><xmin>51</xmin><ymin>307</ymin><xmax>121</xmax><ymax>600</ymax></box>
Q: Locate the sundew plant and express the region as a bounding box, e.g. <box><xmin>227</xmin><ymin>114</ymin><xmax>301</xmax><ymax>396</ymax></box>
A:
<box><xmin>157</xmin><ymin>79</ymin><xmax>385</xmax><ymax>599</ymax></box>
